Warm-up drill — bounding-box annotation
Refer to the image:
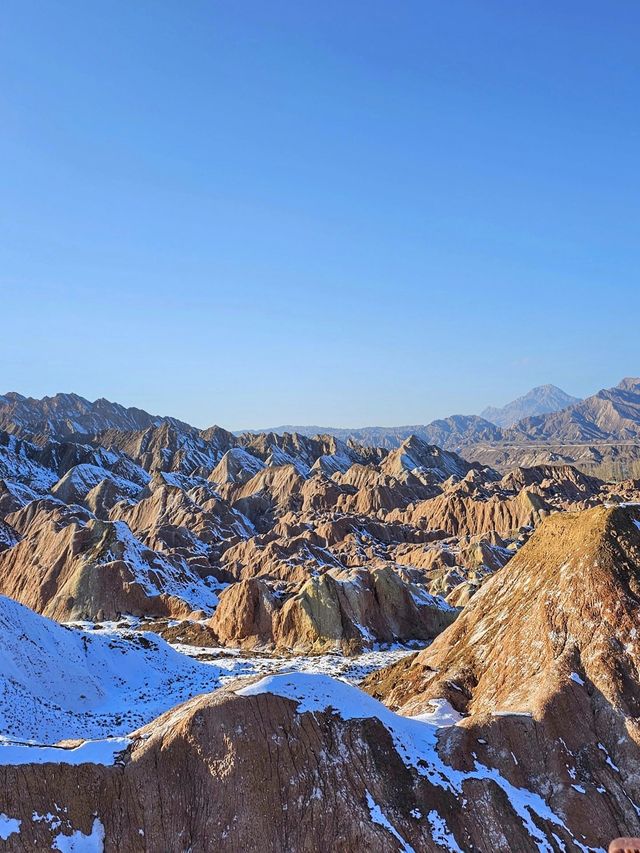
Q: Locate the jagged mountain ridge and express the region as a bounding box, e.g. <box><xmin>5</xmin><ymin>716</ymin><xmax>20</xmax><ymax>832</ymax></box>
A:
<box><xmin>0</xmin><ymin>391</ymin><xmax>191</xmax><ymax>441</ymax></box>
<box><xmin>240</xmin><ymin>415</ymin><xmax>503</xmax><ymax>450</ymax></box>
<box><xmin>258</xmin><ymin>385</ymin><xmax>579</xmax><ymax>442</ymax></box>
<box><xmin>3</xmin><ymin>378</ymin><xmax>638</xmax><ymax>463</ymax></box>
<box><xmin>0</xmin><ymin>422</ymin><xmax>500</xmax><ymax>646</ymax></box>
<box><xmin>239</xmin><ymin>378</ymin><xmax>640</xmax><ymax>470</ymax></box>
<box><xmin>506</xmin><ymin>376</ymin><xmax>640</xmax><ymax>442</ymax></box>
<box><xmin>466</xmin><ymin>377</ymin><xmax>640</xmax><ymax>477</ymax></box>
<box><xmin>1</xmin><ymin>392</ymin><xmax>640</xmax><ymax>849</ymax></box>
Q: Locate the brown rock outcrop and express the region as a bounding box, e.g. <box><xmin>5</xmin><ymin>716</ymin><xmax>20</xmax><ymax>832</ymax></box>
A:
<box><xmin>395</xmin><ymin>484</ymin><xmax>550</xmax><ymax>537</ymax></box>
<box><xmin>363</xmin><ymin>505</ymin><xmax>640</xmax><ymax>849</ymax></box>
<box><xmin>210</xmin><ymin>565</ymin><xmax>457</xmax><ymax>653</ymax></box>
<box><xmin>0</xmin><ymin>500</ymin><xmax>219</xmax><ymax>620</ymax></box>
<box><xmin>109</xmin><ymin>480</ymin><xmax>252</xmax><ymax>560</ymax></box>
<box><xmin>0</xmin><ymin>670</ymin><xmax>627</xmax><ymax>852</ymax></box>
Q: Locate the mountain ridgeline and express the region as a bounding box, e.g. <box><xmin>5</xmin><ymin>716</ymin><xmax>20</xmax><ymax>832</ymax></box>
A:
<box><xmin>4</xmin><ymin>378</ymin><xmax>639</xmax><ymax>479</ymax></box>
<box><xmin>1</xmin><ymin>382</ymin><xmax>640</xmax><ymax>850</ymax></box>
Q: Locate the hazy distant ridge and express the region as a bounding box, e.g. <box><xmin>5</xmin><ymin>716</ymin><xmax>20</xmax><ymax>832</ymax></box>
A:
<box><xmin>480</xmin><ymin>384</ymin><xmax>580</xmax><ymax>428</ymax></box>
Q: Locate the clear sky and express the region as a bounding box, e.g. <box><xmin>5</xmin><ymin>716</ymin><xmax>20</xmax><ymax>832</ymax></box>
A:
<box><xmin>1</xmin><ymin>1</ymin><xmax>638</xmax><ymax>429</ymax></box>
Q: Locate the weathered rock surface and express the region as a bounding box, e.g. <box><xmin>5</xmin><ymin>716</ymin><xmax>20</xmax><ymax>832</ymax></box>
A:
<box><xmin>0</xmin><ymin>500</ymin><xmax>220</xmax><ymax>620</ymax></box>
<box><xmin>210</xmin><ymin>565</ymin><xmax>457</xmax><ymax>653</ymax></box>
<box><xmin>0</xmin><ymin>388</ymin><xmax>638</xmax><ymax>661</ymax></box>
<box><xmin>363</xmin><ymin>504</ymin><xmax>640</xmax><ymax>849</ymax></box>
<box><xmin>0</xmin><ymin>670</ymin><xmax>624</xmax><ymax>852</ymax></box>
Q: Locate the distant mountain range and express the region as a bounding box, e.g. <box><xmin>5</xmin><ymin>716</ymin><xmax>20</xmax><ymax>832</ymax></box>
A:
<box><xmin>260</xmin><ymin>384</ymin><xmax>580</xmax><ymax>440</ymax></box>
<box><xmin>505</xmin><ymin>377</ymin><xmax>640</xmax><ymax>443</ymax></box>
<box><xmin>1</xmin><ymin>377</ymin><xmax>639</xmax><ymax>477</ymax></box>
<box><xmin>242</xmin><ymin>416</ymin><xmax>504</xmax><ymax>450</ymax></box>
<box><xmin>480</xmin><ymin>384</ymin><xmax>580</xmax><ymax>428</ymax></box>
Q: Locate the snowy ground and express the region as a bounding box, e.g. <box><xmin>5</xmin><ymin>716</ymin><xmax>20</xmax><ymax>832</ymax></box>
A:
<box><xmin>0</xmin><ymin>600</ymin><xmax>607</xmax><ymax>852</ymax></box>
<box><xmin>0</xmin><ymin>596</ymin><xmax>421</xmax><ymax>751</ymax></box>
<box><xmin>170</xmin><ymin>640</ymin><xmax>423</xmax><ymax>685</ymax></box>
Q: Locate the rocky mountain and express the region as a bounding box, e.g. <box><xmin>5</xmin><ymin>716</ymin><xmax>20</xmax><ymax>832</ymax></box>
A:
<box><xmin>244</xmin><ymin>416</ymin><xmax>503</xmax><ymax>451</ymax></box>
<box><xmin>0</xmin><ymin>389</ymin><xmax>640</xmax><ymax>850</ymax></box>
<box><xmin>506</xmin><ymin>376</ymin><xmax>640</xmax><ymax>442</ymax></box>
<box><xmin>243</xmin><ymin>384</ymin><xmax>581</xmax><ymax>450</ymax></box>
<box><xmin>464</xmin><ymin>377</ymin><xmax>640</xmax><ymax>478</ymax></box>
<box><xmin>480</xmin><ymin>383</ymin><xmax>580</xmax><ymax>428</ymax></box>
<box><xmin>246</xmin><ymin>379</ymin><xmax>640</xmax><ymax>478</ymax></box>
<box><xmin>0</xmin><ymin>396</ymin><xmax>634</xmax><ymax>646</ymax></box>
<box><xmin>1</xmin><ymin>664</ymin><xmax>631</xmax><ymax>851</ymax></box>
<box><xmin>210</xmin><ymin>565</ymin><xmax>457</xmax><ymax>654</ymax></box>
<box><xmin>364</xmin><ymin>504</ymin><xmax>640</xmax><ymax>849</ymax></box>
<box><xmin>6</xmin><ymin>380</ymin><xmax>640</xmax><ymax>481</ymax></box>
<box><xmin>0</xmin><ymin>391</ymin><xmax>190</xmax><ymax>440</ymax></box>
<box><xmin>0</xmin><ymin>498</ymin><xmax>224</xmax><ymax>621</ymax></box>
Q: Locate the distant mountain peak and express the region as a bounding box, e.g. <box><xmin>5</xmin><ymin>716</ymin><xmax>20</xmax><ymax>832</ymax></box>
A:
<box><xmin>480</xmin><ymin>384</ymin><xmax>580</xmax><ymax>428</ymax></box>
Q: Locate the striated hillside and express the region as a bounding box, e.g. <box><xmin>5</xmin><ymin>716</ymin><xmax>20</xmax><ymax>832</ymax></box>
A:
<box><xmin>363</xmin><ymin>505</ymin><xmax>640</xmax><ymax>848</ymax></box>
<box><xmin>0</xmin><ymin>391</ymin><xmax>190</xmax><ymax>440</ymax></box>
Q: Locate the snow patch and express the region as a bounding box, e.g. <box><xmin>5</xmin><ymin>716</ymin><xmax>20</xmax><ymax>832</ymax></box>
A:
<box><xmin>414</xmin><ymin>699</ymin><xmax>463</xmax><ymax>727</ymax></box>
<box><xmin>427</xmin><ymin>809</ymin><xmax>463</xmax><ymax>852</ymax></box>
<box><xmin>0</xmin><ymin>737</ymin><xmax>129</xmax><ymax>766</ymax></box>
<box><xmin>52</xmin><ymin>817</ymin><xmax>105</xmax><ymax>852</ymax></box>
<box><xmin>366</xmin><ymin>791</ymin><xmax>415</xmax><ymax>853</ymax></box>
<box><xmin>0</xmin><ymin>813</ymin><xmax>21</xmax><ymax>840</ymax></box>
<box><xmin>236</xmin><ymin>673</ymin><xmax>602</xmax><ymax>853</ymax></box>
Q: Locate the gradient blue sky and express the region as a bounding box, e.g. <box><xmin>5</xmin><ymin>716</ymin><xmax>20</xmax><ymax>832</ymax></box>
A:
<box><xmin>1</xmin><ymin>2</ymin><xmax>638</xmax><ymax>429</ymax></box>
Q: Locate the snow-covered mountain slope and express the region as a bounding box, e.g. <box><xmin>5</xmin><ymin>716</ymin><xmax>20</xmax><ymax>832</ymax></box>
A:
<box><xmin>0</xmin><ymin>594</ymin><xmax>223</xmax><ymax>742</ymax></box>
<box><xmin>0</xmin><ymin>665</ymin><xmax>616</xmax><ymax>852</ymax></box>
<box><xmin>0</xmin><ymin>592</ymin><xmax>416</xmax><ymax>747</ymax></box>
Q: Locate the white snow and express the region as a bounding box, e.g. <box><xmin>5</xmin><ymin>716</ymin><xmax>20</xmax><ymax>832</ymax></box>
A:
<box><xmin>211</xmin><ymin>448</ymin><xmax>266</xmax><ymax>484</ymax></box>
<box><xmin>413</xmin><ymin>699</ymin><xmax>463</xmax><ymax>727</ymax></box>
<box><xmin>236</xmin><ymin>672</ymin><xmax>604</xmax><ymax>853</ymax></box>
<box><xmin>52</xmin><ymin>817</ymin><xmax>104</xmax><ymax>852</ymax></box>
<box><xmin>426</xmin><ymin>809</ymin><xmax>463</xmax><ymax>852</ymax></box>
<box><xmin>409</xmin><ymin>586</ymin><xmax>456</xmax><ymax>612</ymax></box>
<box><xmin>107</xmin><ymin>521</ymin><xmax>220</xmax><ymax>613</ymax></box>
<box><xmin>0</xmin><ymin>738</ymin><xmax>129</xmax><ymax>766</ymax></box>
<box><xmin>366</xmin><ymin>791</ymin><xmax>415</xmax><ymax>853</ymax></box>
<box><xmin>175</xmin><ymin>640</ymin><xmax>422</xmax><ymax>684</ymax></box>
<box><xmin>0</xmin><ymin>813</ymin><xmax>21</xmax><ymax>840</ymax></box>
<box><xmin>0</xmin><ymin>435</ymin><xmax>58</xmax><ymax>491</ymax></box>
<box><xmin>0</xmin><ymin>595</ymin><xmax>225</xmax><ymax>742</ymax></box>
<box><xmin>597</xmin><ymin>742</ymin><xmax>620</xmax><ymax>772</ymax></box>
<box><xmin>266</xmin><ymin>446</ymin><xmax>311</xmax><ymax>477</ymax></box>
<box><xmin>0</xmin><ymin>594</ymin><xmax>419</xmax><ymax>745</ymax></box>
<box><xmin>570</xmin><ymin>672</ymin><xmax>585</xmax><ymax>686</ymax></box>
<box><xmin>51</xmin><ymin>464</ymin><xmax>142</xmax><ymax>502</ymax></box>
<box><xmin>312</xmin><ymin>453</ymin><xmax>353</xmax><ymax>476</ymax></box>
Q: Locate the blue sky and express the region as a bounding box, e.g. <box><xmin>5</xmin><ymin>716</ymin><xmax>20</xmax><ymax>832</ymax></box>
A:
<box><xmin>1</xmin><ymin>1</ymin><xmax>638</xmax><ymax>429</ymax></box>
